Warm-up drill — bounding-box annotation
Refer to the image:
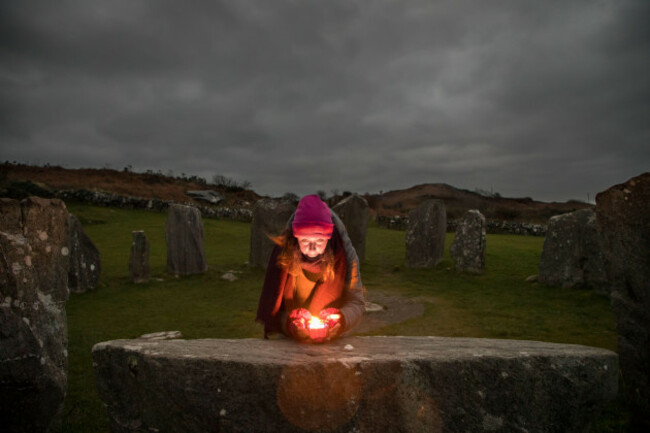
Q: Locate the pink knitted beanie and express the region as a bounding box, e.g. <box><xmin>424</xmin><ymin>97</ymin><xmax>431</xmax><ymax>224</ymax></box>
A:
<box><xmin>292</xmin><ymin>195</ymin><xmax>334</xmax><ymax>238</ymax></box>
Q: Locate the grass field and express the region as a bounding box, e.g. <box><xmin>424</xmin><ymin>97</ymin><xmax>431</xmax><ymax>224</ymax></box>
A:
<box><xmin>62</xmin><ymin>203</ymin><xmax>628</xmax><ymax>432</ymax></box>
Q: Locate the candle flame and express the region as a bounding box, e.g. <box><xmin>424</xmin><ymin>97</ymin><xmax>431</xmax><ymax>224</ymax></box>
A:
<box><xmin>308</xmin><ymin>317</ymin><xmax>326</xmax><ymax>330</ymax></box>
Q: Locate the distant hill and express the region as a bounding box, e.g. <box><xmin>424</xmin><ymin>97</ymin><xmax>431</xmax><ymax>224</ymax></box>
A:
<box><xmin>1</xmin><ymin>162</ymin><xmax>591</xmax><ymax>223</ymax></box>
<box><xmin>361</xmin><ymin>183</ymin><xmax>592</xmax><ymax>223</ymax></box>
<box><xmin>0</xmin><ymin>162</ymin><xmax>261</xmax><ymax>208</ymax></box>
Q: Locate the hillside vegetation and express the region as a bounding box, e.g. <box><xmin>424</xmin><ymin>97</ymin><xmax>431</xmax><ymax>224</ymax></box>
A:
<box><xmin>366</xmin><ymin>182</ymin><xmax>592</xmax><ymax>222</ymax></box>
<box><xmin>2</xmin><ymin>162</ymin><xmax>591</xmax><ymax>223</ymax></box>
<box><xmin>1</xmin><ymin>162</ymin><xmax>260</xmax><ymax>208</ymax></box>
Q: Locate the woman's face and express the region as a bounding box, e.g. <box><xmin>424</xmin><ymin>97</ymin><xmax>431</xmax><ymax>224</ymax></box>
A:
<box><xmin>296</xmin><ymin>236</ymin><xmax>328</xmax><ymax>258</ymax></box>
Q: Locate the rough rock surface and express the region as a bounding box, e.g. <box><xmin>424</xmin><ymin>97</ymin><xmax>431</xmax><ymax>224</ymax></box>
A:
<box><xmin>0</xmin><ymin>197</ymin><xmax>70</xmax><ymax>432</ymax></box>
<box><xmin>67</xmin><ymin>213</ymin><xmax>101</xmax><ymax>293</ymax></box>
<box><xmin>405</xmin><ymin>199</ymin><xmax>447</xmax><ymax>268</ymax></box>
<box><xmin>165</xmin><ymin>204</ymin><xmax>207</xmax><ymax>275</ymax></box>
<box><xmin>249</xmin><ymin>199</ymin><xmax>296</xmax><ymax>268</ymax></box>
<box><xmin>450</xmin><ymin>209</ymin><xmax>486</xmax><ymax>274</ymax></box>
<box><xmin>596</xmin><ymin>172</ymin><xmax>650</xmax><ymax>427</ymax></box>
<box><xmin>332</xmin><ymin>194</ymin><xmax>369</xmax><ymax>262</ymax></box>
<box><xmin>129</xmin><ymin>231</ymin><xmax>150</xmax><ymax>283</ymax></box>
<box><xmin>539</xmin><ymin>208</ymin><xmax>608</xmax><ymax>293</ymax></box>
<box><xmin>93</xmin><ymin>336</ymin><xmax>617</xmax><ymax>433</ymax></box>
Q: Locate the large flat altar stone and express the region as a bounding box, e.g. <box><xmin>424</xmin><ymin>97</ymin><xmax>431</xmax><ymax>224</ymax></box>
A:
<box><xmin>92</xmin><ymin>336</ymin><xmax>618</xmax><ymax>433</ymax></box>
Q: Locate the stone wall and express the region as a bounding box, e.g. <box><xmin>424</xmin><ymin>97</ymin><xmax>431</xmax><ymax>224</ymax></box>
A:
<box><xmin>93</xmin><ymin>336</ymin><xmax>617</xmax><ymax>433</ymax></box>
<box><xmin>52</xmin><ymin>188</ymin><xmax>549</xmax><ymax>237</ymax></box>
<box><xmin>55</xmin><ymin>189</ymin><xmax>253</xmax><ymax>222</ymax></box>
<box><xmin>379</xmin><ymin>215</ymin><xmax>547</xmax><ymax>236</ymax></box>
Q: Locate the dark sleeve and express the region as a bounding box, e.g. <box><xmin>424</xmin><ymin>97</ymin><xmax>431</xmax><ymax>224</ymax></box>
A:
<box><xmin>331</xmin><ymin>212</ymin><xmax>366</xmax><ymax>332</ymax></box>
<box><xmin>256</xmin><ymin>246</ymin><xmax>286</xmax><ymax>337</ymax></box>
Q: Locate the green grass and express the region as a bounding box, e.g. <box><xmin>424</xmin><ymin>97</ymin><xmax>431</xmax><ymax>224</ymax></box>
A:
<box><xmin>62</xmin><ymin>204</ymin><xmax>626</xmax><ymax>432</ymax></box>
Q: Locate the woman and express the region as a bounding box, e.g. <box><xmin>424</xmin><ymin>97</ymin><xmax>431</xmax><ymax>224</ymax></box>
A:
<box><xmin>256</xmin><ymin>194</ymin><xmax>365</xmax><ymax>342</ymax></box>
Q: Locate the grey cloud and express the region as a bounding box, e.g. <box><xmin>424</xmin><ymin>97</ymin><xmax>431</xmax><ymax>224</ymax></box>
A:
<box><xmin>1</xmin><ymin>0</ymin><xmax>648</xmax><ymax>201</ymax></box>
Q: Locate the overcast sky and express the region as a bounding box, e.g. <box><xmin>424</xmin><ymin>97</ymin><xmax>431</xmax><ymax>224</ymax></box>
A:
<box><xmin>1</xmin><ymin>0</ymin><xmax>648</xmax><ymax>202</ymax></box>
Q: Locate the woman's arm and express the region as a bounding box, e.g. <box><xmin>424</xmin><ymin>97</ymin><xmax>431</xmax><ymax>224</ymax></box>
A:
<box><xmin>331</xmin><ymin>212</ymin><xmax>366</xmax><ymax>332</ymax></box>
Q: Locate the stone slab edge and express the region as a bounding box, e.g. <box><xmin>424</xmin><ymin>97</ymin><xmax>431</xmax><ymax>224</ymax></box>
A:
<box><xmin>92</xmin><ymin>336</ymin><xmax>618</xmax><ymax>433</ymax></box>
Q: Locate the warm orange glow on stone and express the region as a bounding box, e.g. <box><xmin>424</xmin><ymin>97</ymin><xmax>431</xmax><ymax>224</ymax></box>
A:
<box><xmin>277</xmin><ymin>362</ymin><xmax>363</xmax><ymax>431</ymax></box>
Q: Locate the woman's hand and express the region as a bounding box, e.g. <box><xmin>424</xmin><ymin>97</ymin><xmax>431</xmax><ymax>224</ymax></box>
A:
<box><xmin>327</xmin><ymin>322</ymin><xmax>342</xmax><ymax>340</ymax></box>
<box><xmin>287</xmin><ymin>308</ymin><xmax>311</xmax><ymax>340</ymax></box>
<box><xmin>319</xmin><ymin>308</ymin><xmax>344</xmax><ymax>341</ymax></box>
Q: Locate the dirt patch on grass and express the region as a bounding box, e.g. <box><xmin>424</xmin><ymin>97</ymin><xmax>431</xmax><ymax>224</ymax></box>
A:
<box><xmin>352</xmin><ymin>291</ymin><xmax>426</xmax><ymax>334</ymax></box>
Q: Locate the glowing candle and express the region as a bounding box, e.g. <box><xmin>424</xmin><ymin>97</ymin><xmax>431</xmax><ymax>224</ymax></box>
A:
<box><xmin>308</xmin><ymin>316</ymin><xmax>327</xmax><ymax>340</ymax></box>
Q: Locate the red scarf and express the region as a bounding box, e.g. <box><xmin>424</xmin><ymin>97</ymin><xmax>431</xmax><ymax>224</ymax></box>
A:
<box><xmin>256</xmin><ymin>230</ymin><xmax>348</xmax><ymax>338</ymax></box>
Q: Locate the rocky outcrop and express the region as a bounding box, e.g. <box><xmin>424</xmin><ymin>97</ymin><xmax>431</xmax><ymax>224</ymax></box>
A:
<box><xmin>596</xmin><ymin>172</ymin><xmax>650</xmax><ymax>428</ymax></box>
<box><xmin>165</xmin><ymin>204</ymin><xmax>207</xmax><ymax>276</ymax></box>
<box><xmin>93</xmin><ymin>336</ymin><xmax>617</xmax><ymax>433</ymax></box>
<box><xmin>67</xmin><ymin>214</ymin><xmax>101</xmax><ymax>293</ymax></box>
<box><xmin>129</xmin><ymin>231</ymin><xmax>150</xmax><ymax>283</ymax></box>
<box><xmin>332</xmin><ymin>194</ymin><xmax>369</xmax><ymax>262</ymax></box>
<box><xmin>249</xmin><ymin>199</ymin><xmax>296</xmax><ymax>268</ymax></box>
<box><xmin>539</xmin><ymin>209</ymin><xmax>608</xmax><ymax>293</ymax></box>
<box><xmin>0</xmin><ymin>197</ymin><xmax>70</xmax><ymax>432</ymax></box>
<box><xmin>405</xmin><ymin>199</ymin><xmax>446</xmax><ymax>268</ymax></box>
<box><xmin>450</xmin><ymin>209</ymin><xmax>486</xmax><ymax>274</ymax></box>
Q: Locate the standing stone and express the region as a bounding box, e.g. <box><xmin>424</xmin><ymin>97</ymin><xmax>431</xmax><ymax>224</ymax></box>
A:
<box><xmin>249</xmin><ymin>199</ymin><xmax>296</xmax><ymax>268</ymax></box>
<box><xmin>450</xmin><ymin>209</ymin><xmax>486</xmax><ymax>274</ymax></box>
<box><xmin>0</xmin><ymin>197</ymin><xmax>70</xmax><ymax>433</ymax></box>
<box><xmin>67</xmin><ymin>214</ymin><xmax>101</xmax><ymax>293</ymax></box>
<box><xmin>129</xmin><ymin>231</ymin><xmax>150</xmax><ymax>283</ymax></box>
<box><xmin>539</xmin><ymin>208</ymin><xmax>608</xmax><ymax>293</ymax></box>
<box><xmin>165</xmin><ymin>204</ymin><xmax>206</xmax><ymax>275</ymax></box>
<box><xmin>405</xmin><ymin>199</ymin><xmax>446</xmax><ymax>268</ymax></box>
<box><xmin>596</xmin><ymin>172</ymin><xmax>650</xmax><ymax>428</ymax></box>
<box><xmin>332</xmin><ymin>194</ymin><xmax>369</xmax><ymax>262</ymax></box>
